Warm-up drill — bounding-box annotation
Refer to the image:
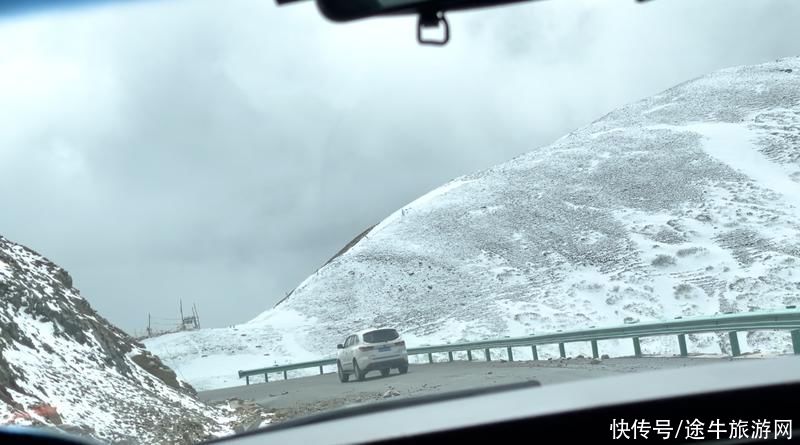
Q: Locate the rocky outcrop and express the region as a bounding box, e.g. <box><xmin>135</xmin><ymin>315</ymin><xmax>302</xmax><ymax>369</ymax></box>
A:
<box><xmin>0</xmin><ymin>235</ymin><xmax>237</xmax><ymax>443</ymax></box>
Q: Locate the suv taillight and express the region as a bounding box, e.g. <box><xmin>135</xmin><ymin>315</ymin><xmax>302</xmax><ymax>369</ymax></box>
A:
<box><xmin>394</xmin><ymin>341</ymin><xmax>405</xmax><ymax>347</ymax></box>
<box><xmin>359</xmin><ymin>346</ymin><xmax>374</xmax><ymax>351</ymax></box>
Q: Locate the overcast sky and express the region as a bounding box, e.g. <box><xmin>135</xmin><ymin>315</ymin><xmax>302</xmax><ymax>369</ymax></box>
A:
<box><xmin>0</xmin><ymin>0</ymin><xmax>798</xmax><ymax>334</ymax></box>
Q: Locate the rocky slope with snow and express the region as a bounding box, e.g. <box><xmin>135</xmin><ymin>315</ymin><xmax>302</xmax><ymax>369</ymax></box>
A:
<box><xmin>0</xmin><ymin>235</ymin><xmax>248</xmax><ymax>443</ymax></box>
<box><xmin>147</xmin><ymin>57</ymin><xmax>800</xmax><ymax>390</ymax></box>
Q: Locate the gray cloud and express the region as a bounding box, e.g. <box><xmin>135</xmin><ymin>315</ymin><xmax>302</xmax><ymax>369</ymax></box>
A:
<box><xmin>0</xmin><ymin>0</ymin><xmax>798</xmax><ymax>334</ymax></box>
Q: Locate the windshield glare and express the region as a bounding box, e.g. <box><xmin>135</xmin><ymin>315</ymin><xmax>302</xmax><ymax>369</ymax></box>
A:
<box><xmin>1</xmin><ymin>0</ymin><xmax>799</xmax><ymax>444</ymax></box>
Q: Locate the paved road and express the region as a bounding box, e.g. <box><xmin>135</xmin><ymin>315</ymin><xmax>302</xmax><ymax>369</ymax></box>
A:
<box><xmin>199</xmin><ymin>356</ymin><xmax>753</xmax><ymax>422</ymax></box>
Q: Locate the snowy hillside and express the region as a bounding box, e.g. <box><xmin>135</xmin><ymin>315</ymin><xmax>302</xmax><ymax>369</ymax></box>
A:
<box><xmin>0</xmin><ymin>235</ymin><xmax>247</xmax><ymax>443</ymax></box>
<box><xmin>147</xmin><ymin>57</ymin><xmax>800</xmax><ymax>391</ymax></box>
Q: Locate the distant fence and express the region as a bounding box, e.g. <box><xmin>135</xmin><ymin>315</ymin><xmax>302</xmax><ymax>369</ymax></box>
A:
<box><xmin>238</xmin><ymin>307</ymin><xmax>800</xmax><ymax>385</ymax></box>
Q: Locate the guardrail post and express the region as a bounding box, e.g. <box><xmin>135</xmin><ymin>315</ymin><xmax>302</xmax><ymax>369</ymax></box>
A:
<box><xmin>485</xmin><ymin>348</ymin><xmax>491</xmax><ymax>361</ymax></box>
<box><xmin>728</xmin><ymin>331</ymin><xmax>741</xmax><ymax>357</ymax></box>
<box><xmin>590</xmin><ymin>340</ymin><xmax>599</xmax><ymax>359</ymax></box>
<box><xmin>428</xmin><ymin>353</ymin><xmax>433</xmax><ymax>363</ymax></box>
<box><xmin>678</xmin><ymin>334</ymin><xmax>688</xmax><ymax>357</ymax></box>
<box><xmin>792</xmin><ymin>330</ymin><xmax>800</xmax><ymax>355</ymax></box>
<box><xmin>633</xmin><ymin>337</ymin><xmax>642</xmax><ymax>357</ymax></box>
<box><xmin>319</xmin><ymin>365</ymin><xmax>323</xmax><ymax>375</ymax></box>
<box><xmin>467</xmin><ymin>350</ymin><xmax>473</xmax><ymax>361</ymax></box>
<box><xmin>283</xmin><ymin>370</ymin><xmax>288</xmax><ymax>380</ymax></box>
<box><xmin>264</xmin><ymin>373</ymin><xmax>269</xmax><ymax>383</ymax></box>
<box><xmin>448</xmin><ymin>351</ymin><xmax>453</xmax><ymax>362</ymax></box>
<box><xmin>559</xmin><ymin>343</ymin><xmax>566</xmax><ymax>358</ymax></box>
<box><xmin>531</xmin><ymin>345</ymin><xmax>539</xmax><ymax>361</ymax></box>
<box><xmin>246</xmin><ymin>375</ymin><xmax>250</xmax><ymax>385</ymax></box>
<box><xmin>507</xmin><ymin>346</ymin><xmax>514</xmax><ymax>362</ymax></box>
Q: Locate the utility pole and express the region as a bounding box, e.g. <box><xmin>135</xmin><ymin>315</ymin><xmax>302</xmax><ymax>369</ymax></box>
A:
<box><xmin>192</xmin><ymin>304</ymin><xmax>200</xmax><ymax>329</ymax></box>
<box><xmin>147</xmin><ymin>313</ymin><xmax>152</xmax><ymax>337</ymax></box>
<box><xmin>179</xmin><ymin>299</ymin><xmax>185</xmax><ymax>331</ymax></box>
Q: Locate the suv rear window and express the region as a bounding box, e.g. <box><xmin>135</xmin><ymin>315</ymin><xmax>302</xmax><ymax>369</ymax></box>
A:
<box><xmin>362</xmin><ymin>329</ymin><xmax>399</xmax><ymax>343</ymax></box>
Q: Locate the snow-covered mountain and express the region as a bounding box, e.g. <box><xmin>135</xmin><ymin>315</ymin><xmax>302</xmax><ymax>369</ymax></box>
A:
<box><xmin>146</xmin><ymin>57</ymin><xmax>800</xmax><ymax>391</ymax></box>
<box><xmin>0</xmin><ymin>235</ymin><xmax>242</xmax><ymax>443</ymax></box>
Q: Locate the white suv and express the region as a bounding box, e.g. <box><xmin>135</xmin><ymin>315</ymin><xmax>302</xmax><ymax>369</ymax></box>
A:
<box><xmin>336</xmin><ymin>328</ymin><xmax>409</xmax><ymax>382</ymax></box>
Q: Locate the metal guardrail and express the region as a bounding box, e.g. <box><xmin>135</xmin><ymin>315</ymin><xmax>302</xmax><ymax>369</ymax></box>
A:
<box><xmin>238</xmin><ymin>307</ymin><xmax>800</xmax><ymax>385</ymax></box>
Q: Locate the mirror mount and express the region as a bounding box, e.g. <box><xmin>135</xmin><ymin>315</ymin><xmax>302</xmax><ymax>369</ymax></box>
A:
<box><xmin>417</xmin><ymin>10</ymin><xmax>449</xmax><ymax>46</ymax></box>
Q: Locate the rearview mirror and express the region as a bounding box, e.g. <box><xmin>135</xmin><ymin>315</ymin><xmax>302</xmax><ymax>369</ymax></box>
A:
<box><xmin>337</xmin><ymin>344</ymin><xmax>344</xmax><ymax>349</ymax></box>
<box><xmin>317</xmin><ymin>0</ymin><xmax>432</xmax><ymax>22</ymax></box>
<box><xmin>280</xmin><ymin>0</ymin><xmax>653</xmax><ymax>46</ymax></box>
<box><xmin>313</xmin><ymin>0</ymin><xmax>550</xmax><ymax>45</ymax></box>
<box><xmin>315</xmin><ymin>0</ymin><xmax>454</xmax><ymax>44</ymax></box>
<box><xmin>315</xmin><ymin>0</ymin><xmax>655</xmax><ymax>21</ymax></box>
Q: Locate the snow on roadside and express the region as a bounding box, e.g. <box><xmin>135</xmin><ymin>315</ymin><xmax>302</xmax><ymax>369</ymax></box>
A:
<box><xmin>145</xmin><ymin>309</ymin><xmax>324</xmax><ymax>390</ymax></box>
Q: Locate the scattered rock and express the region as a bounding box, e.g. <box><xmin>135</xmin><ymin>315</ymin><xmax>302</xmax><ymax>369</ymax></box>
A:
<box><xmin>130</xmin><ymin>351</ymin><xmax>195</xmax><ymax>395</ymax></box>
<box><xmin>601</xmin><ymin>354</ymin><xmax>610</xmax><ymax>360</ymax></box>
<box><xmin>53</xmin><ymin>269</ymin><xmax>73</xmax><ymax>289</ymax></box>
<box><xmin>222</xmin><ymin>397</ymin><xmax>276</xmax><ymax>434</ymax></box>
<box><xmin>228</xmin><ymin>399</ymin><xmax>243</xmax><ymax>409</ymax></box>
<box><xmin>28</xmin><ymin>403</ymin><xmax>62</xmax><ymax>424</ymax></box>
<box><xmin>382</xmin><ymin>389</ymin><xmax>401</xmax><ymax>398</ymax></box>
<box><xmin>652</xmin><ymin>254</ymin><xmax>676</xmax><ymax>267</ymax></box>
<box><xmin>695</xmin><ymin>213</ymin><xmax>712</xmax><ymax>223</ymax></box>
<box><xmin>487</xmin><ymin>371</ymin><xmax>493</xmax><ymax>375</ymax></box>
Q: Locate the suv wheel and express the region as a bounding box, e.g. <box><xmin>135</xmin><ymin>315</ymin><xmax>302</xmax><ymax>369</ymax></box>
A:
<box><xmin>337</xmin><ymin>361</ymin><xmax>349</xmax><ymax>383</ymax></box>
<box><xmin>380</xmin><ymin>369</ymin><xmax>390</xmax><ymax>377</ymax></box>
<box><xmin>353</xmin><ymin>359</ymin><xmax>365</xmax><ymax>381</ymax></box>
<box><xmin>399</xmin><ymin>365</ymin><xmax>408</xmax><ymax>374</ymax></box>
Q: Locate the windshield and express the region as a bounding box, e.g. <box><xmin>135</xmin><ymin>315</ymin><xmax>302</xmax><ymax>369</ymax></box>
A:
<box><xmin>1</xmin><ymin>0</ymin><xmax>799</xmax><ymax>444</ymax></box>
